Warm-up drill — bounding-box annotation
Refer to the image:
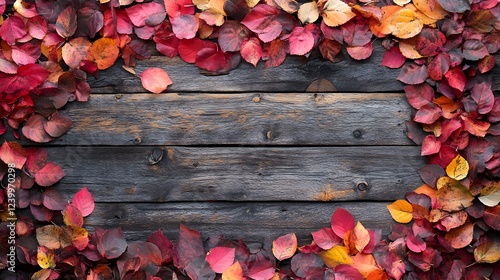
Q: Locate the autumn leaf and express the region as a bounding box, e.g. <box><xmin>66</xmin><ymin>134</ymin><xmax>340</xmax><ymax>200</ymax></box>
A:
<box><xmin>89</xmin><ymin>38</ymin><xmax>120</xmax><ymax>70</ymax></box>
<box><xmin>390</xmin><ymin>9</ymin><xmax>423</xmax><ymax>39</ymax></box>
<box><xmin>436</xmin><ymin>178</ymin><xmax>474</xmax><ymax>211</ymax></box>
<box><xmin>240</xmin><ymin>37</ymin><xmax>262</xmax><ymax>66</ymax></box>
<box><xmin>272</xmin><ymin>233</ymin><xmax>297</xmax><ymax>261</ymax></box>
<box><xmin>436</xmin><ymin>0</ymin><xmax>470</xmax><ymax>13</ymax></box>
<box><xmin>139</xmin><ymin>68</ymin><xmax>173</xmax><ymax>94</ymax></box>
<box><xmin>206</xmin><ymin>247</ymin><xmax>235</xmax><ymax>273</ymax></box>
<box><xmin>35</xmin><ymin>162</ymin><xmax>65</xmax><ymax>187</ymax></box>
<box><xmin>321</xmin><ymin>0</ymin><xmax>356</xmax><ymax>27</ymax></box>
<box><xmin>56</xmin><ymin>6</ymin><xmax>77</xmax><ymax>38</ymax></box>
<box><xmin>444</xmin><ymin>222</ymin><xmax>474</xmax><ymax>249</ymax></box>
<box><xmin>72</xmin><ymin>187</ymin><xmax>95</xmax><ymax>217</ymax></box>
<box><xmin>474</xmin><ymin>237</ymin><xmax>500</xmax><ymax>263</ymax></box>
<box><xmin>96</xmin><ymin>228</ymin><xmax>128</xmax><ymax>259</ymax></box>
<box><xmin>222</xmin><ymin>261</ymin><xmax>245</xmax><ymax>280</ymax></box>
<box><xmin>479</xmin><ymin>182</ymin><xmax>500</xmax><ymax>207</ymax></box>
<box><xmin>0</xmin><ymin>141</ymin><xmax>27</xmax><ymax>167</ymax></box>
<box><xmin>291</xmin><ymin>253</ymin><xmax>324</xmax><ymax>277</ymax></box>
<box><xmin>62</xmin><ymin>37</ymin><xmax>92</xmax><ymax>69</ymax></box>
<box><xmin>63</xmin><ymin>204</ymin><xmax>83</xmax><ymax>227</ymax></box>
<box><xmin>312</xmin><ymin>227</ymin><xmax>342</xmax><ymax>250</ymax></box>
<box><xmin>65</xmin><ymin>225</ymin><xmax>89</xmax><ymax>251</ymax></box>
<box><xmin>331</xmin><ymin>208</ymin><xmax>355</xmax><ymax>239</ymax></box>
<box><xmin>352</xmin><ymin>221</ymin><xmax>370</xmax><ymax>253</ymax></box>
<box><xmin>37</xmin><ymin>247</ymin><xmax>56</xmax><ymax>269</ymax></box>
<box><xmin>241</xmin><ymin>4</ymin><xmax>282</xmax><ymax>43</ymax></box>
<box><xmin>125</xmin><ymin>2</ymin><xmax>166</xmax><ymax>27</ymax></box>
<box><xmin>387</xmin><ymin>200</ymin><xmax>413</xmax><ymax>223</ymax></box>
<box><xmin>318</xmin><ymin>245</ymin><xmax>353</xmax><ymax>268</ymax></box>
<box><xmin>298</xmin><ymin>2</ymin><xmax>319</xmax><ymax>24</ymax></box>
<box><xmin>445</xmin><ymin>155</ymin><xmax>469</xmax><ymax>180</ymax></box>
<box><xmin>36</xmin><ymin>225</ymin><xmax>64</xmax><ymax>249</ymax></box>
<box><xmin>44</xmin><ymin>113</ymin><xmax>73</xmax><ymax>138</ymax></box>
<box><xmin>288</xmin><ymin>25</ymin><xmax>315</xmax><ymax>56</ymax></box>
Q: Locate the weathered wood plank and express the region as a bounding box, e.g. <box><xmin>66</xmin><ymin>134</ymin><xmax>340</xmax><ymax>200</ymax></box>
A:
<box><xmin>86</xmin><ymin>202</ymin><xmax>394</xmax><ymax>243</ymax></box>
<box><xmin>87</xmin><ymin>44</ymin><xmax>500</xmax><ymax>93</ymax></box>
<box><xmin>35</xmin><ymin>92</ymin><xmax>414</xmax><ymax>146</ymax></box>
<box><xmin>51</xmin><ymin>146</ymin><xmax>424</xmax><ymax>202</ymax></box>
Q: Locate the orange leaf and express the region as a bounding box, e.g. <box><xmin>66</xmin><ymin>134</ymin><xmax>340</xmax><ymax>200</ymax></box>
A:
<box><xmin>272</xmin><ymin>233</ymin><xmax>297</xmax><ymax>261</ymax></box>
<box><xmin>436</xmin><ymin>178</ymin><xmax>474</xmax><ymax>211</ymax></box>
<box><xmin>62</xmin><ymin>37</ymin><xmax>92</xmax><ymax>69</ymax></box>
<box><xmin>387</xmin><ymin>200</ymin><xmax>413</xmax><ymax>223</ymax></box>
<box><xmin>88</xmin><ymin>38</ymin><xmax>119</xmax><ymax>70</ymax></box>
<box><xmin>222</xmin><ymin>261</ymin><xmax>245</xmax><ymax>280</ymax></box>
<box><xmin>321</xmin><ymin>0</ymin><xmax>356</xmax><ymax>27</ymax></box>
<box><xmin>369</xmin><ymin>5</ymin><xmax>402</xmax><ymax>37</ymax></box>
<box><xmin>139</xmin><ymin>68</ymin><xmax>173</xmax><ymax>94</ymax></box>
<box><xmin>433</xmin><ymin>96</ymin><xmax>459</xmax><ymax>119</ymax></box>
<box><xmin>413</xmin><ymin>0</ymin><xmax>447</xmax><ymax>20</ymax></box>
<box><xmin>445</xmin><ymin>155</ymin><xmax>469</xmax><ymax>180</ymax></box>
<box><xmin>353</xmin><ymin>221</ymin><xmax>370</xmax><ymax>253</ymax></box>
<box><xmin>351</xmin><ymin>253</ymin><xmax>380</xmax><ymax>278</ymax></box>
<box><xmin>399</xmin><ymin>38</ymin><xmax>424</xmax><ymax>59</ymax></box>
<box><xmin>390</xmin><ymin>8</ymin><xmax>423</xmax><ymax>39</ymax></box>
<box><xmin>367</xmin><ymin>269</ymin><xmax>389</xmax><ymax>280</ymax></box>
<box><xmin>318</xmin><ymin>245</ymin><xmax>353</xmax><ymax>268</ymax></box>
<box><xmin>36</xmin><ymin>225</ymin><xmax>64</xmax><ymax>250</ymax></box>
<box><xmin>444</xmin><ymin>222</ymin><xmax>474</xmax><ymax>249</ymax></box>
<box><xmin>64</xmin><ymin>225</ymin><xmax>89</xmax><ymax>251</ymax></box>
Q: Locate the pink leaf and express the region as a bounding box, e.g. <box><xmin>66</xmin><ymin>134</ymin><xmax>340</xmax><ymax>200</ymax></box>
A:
<box><xmin>272</xmin><ymin>233</ymin><xmax>298</xmax><ymax>261</ymax></box>
<box><xmin>248</xmin><ymin>260</ymin><xmax>275</xmax><ymax>280</ymax></box>
<box><xmin>97</xmin><ymin>228</ymin><xmax>128</xmax><ymax>259</ymax></box>
<box><xmin>471</xmin><ymin>82</ymin><xmax>494</xmax><ymax>115</ymax></box>
<box><xmin>171</xmin><ymin>14</ymin><xmax>199</xmax><ymax>39</ymax></box>
<box><xmin>346</xmin><ymin>42</ymin><xmax>373</xmax><ymax>60</ymax></box>
<box><xmin>44</xmin><ymin>113</ymin><xmax>73</xmax><ymax>138</ymax></box>
<box><xmin>206</xmin><ymin>247</ymin><xmax>236</xmax><ymax>273</ymax></box>
<box><xmin>139</xmin><ymin>68</ymin><xmax>173</xmax><ymax>94</ymax></box>
<box><xmin>398</xmin><ymin>63</ymin><xmax>428</xmax><ymax>85</ymax></box>
<box><xmin>240</xmin><ymin>37</ymin><xmax>262</xmax><ymax>67</ymax></box>
<box><xmin>404</xmin><ymin>84</ymin><xmax>434</xmax><ymax>109</ymax></box>
<box><xmin>288</xmin><ymin>25</ymin><xmax>315</xmax><ymax>56</ymax></box>
<box><xmin>311</xmin><ymin>227</ymin><xmax>342</xmax><ymax>250</ymax></box>
<box><xmin>126</xmin><ymin>2</ymin><xmax>166</xmax><ymax>27</ymax></box>
<box><xmin>22</xmin><ymin>115</ymin><xmax>54</xmax><ymax>143</ymax></box>
<box><xmin>331</xmin><ymin>208</ymin><xmax>355</xmax><ymax>239</ymax></box>
<box><xmin>72</xmin><ymin>187</ymin><xmax>95</xmax><ymax>217</ymax></box>
<box><xmin>414</xmin><ymin>103</ymin><xmax>442</xmax><ymax>124</ymax></box>
<box><xmin>381</xmin><ymin>46</ymin><xmax>405</xmax><ymax>69</ymax></box>
<box><xmin>421</xmin><ymin>135</ymin><xmax>441</xmax><ymax>156</ymax></box>
<box><xmin>241</xmin><ymin>4</ymin><xmax>282</xmax><ymax>43</ymax></box>
<box><xmin>0</xmin><ymin>141</ymin><xmax>27</xmax><ymax>168</ymax></box>
<box><xmin>35</xmin><ymin>162</ymin><xmax>65</xmax><ymax>187</ymax></box>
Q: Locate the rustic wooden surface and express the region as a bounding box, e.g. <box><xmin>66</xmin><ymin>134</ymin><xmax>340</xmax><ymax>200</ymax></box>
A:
<box><xmin>20</xmin><ymin>46</ymin><xmax>498</xmax><ymax>243</ymax></box>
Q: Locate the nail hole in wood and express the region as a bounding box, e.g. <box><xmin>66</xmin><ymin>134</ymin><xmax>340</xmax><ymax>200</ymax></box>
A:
<box><xmin>356</xmin><ymin>181</ymin><xmax>369</xmax><ymax>192</ymax></box>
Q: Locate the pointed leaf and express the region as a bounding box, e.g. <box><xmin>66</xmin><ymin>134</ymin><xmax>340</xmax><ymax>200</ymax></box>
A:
<box><xmin>72</xmin><ymin>187</ymin><xmax>95</xmax><ymax>217</ymax></box>
<box><xmin>35</xmin><ymin>162</ymin><xmax>65</xmax><ymax>187</ymax></box>
<box><xmin>387</xmin><ymin>200</ymin><xmax>413</xmax><ymax>223</ymax></box>
<box><xmin>222</xmin><ymin>261</ymin><xmax>244</xmax><ymax>280</ymax></box>
<box><xmin>206</xmin><ymin>247</ymin><xmax>235</xmax><ymax>273</ymax></box>
<box><xmin>272</xmin><ymin>233</ymin><xmax>297</xmax><ymax>261</ymax></box>
<box><xmin>331</xmin><ymin>208</ymin><xmax>355</xmax><ymax>238</ymax></box>
<box><xmin>445</xmin><ymin>155</ymin><xmax>469</xmax><ymax>180</ymax></box>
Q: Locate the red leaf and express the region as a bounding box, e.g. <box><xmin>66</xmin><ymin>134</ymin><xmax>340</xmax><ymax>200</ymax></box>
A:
<box><xmin>408</xmin><ymin>247</ymin><xmax>442</xmax><ymax>272</ymax></box>
<box><xmin>139</xmin><ymin>68</ymin><xmax>173</xmax><ymax>94</ymax></box>
<box><xmin>63</xmin><ymin>204</ymin><xmax>83</xmax><ymax>227</ymax></box>
<box><xmin>27</xmin><ymin>16</ymin><xmax>48</xmax><ymax>40</ymax></box>
<box><xmin>471</xmin><ymin>82</ymin><xmax>494</xmax><ymax>115</ymax></box>
<box><xmin>421</xmin><ymin>135</ymin><xmax>441</xmax><ymax>156</ymax></box>
<box><xmin>30</xmin><ymin>204</ymin><xmax>55</xmax><ymax>222</ymax></box>
<box><xmin>445</xmin><ymin>67</ymin><xmax>466</xmax><ymax>92</ymax></box>
<box><xmin>125</xmin><ymin>2</ymin><xmax>166</xmax><ymax>27</ymax></box>
<box><xmin>248</xmin><ymin>260</ymin><xmax>275</xmax><ymax>280</ymax></box>
<box><xmin>398</xmin><ymin>63</ymin><xmax>428</xmax><ymax>85</ymax></box>
<box><xmin>319</xmin><ymin>39</ymin><xmax>342</xmax><ymax>63</ymax></box>
<box><xmin>171</xmin><ymin>14</ymin><xmax>199</xmax><ymax>40</ymax></box>
<box><xmin>218</xmin><ymin>20</ymin><xmax>251</xmax><ymax>52</ymax></box>
<box><xmin>25</xmin><ymin>148</ymin><xmax>48</xmax><ymax>174</ymax></box>
<box><xmin>331</xmin><ymin>208</ymin><xmax>355</xmax><ymax>239</ymax></box>
<box><xmin>147</xmin><ymin>229</ymin><xmax>174</xmax><ymax>265</ymax></box>
<box><xmin>444</xmin><ymin>222</ymin><xmax>474</xmax><ymax>249</ymax></box>
<box><xmin>184</xmin><ymin>255</ymin><xmax>216</xmax><ymax>280</ymax></box>
<box><xmin>291</xmin><ymin>253</ymin><xmax>324</xmax><ymax>278</ymax></box>
<box><xmin>178</xmin><ymin>38</ymin><xmax>209</xmax><ymax>63</ymax></box>
<box><xmin>240</xmin><ymin>37</ymin><xmax>262</xmax><ymax>67</ymax></box>
<box><xmin>483</xmin><ymin>206</ymin><xmax>500</xmax><ymax>230</ymax></box>
<box><xmin>0</xmin><ymin>141</ymin><xmax>27</xmax><ymax>167</ymax></box>
<box><xmin>164</xmin><ymin>0</ymin><xmax>194</xmax><ymax>18</ymax></box>
<box><xmin>22</xmin><ymin>115</ymin><xmax>54</xmax><ymax>143</ymax></box>
<box><xmin>77</xmin><ymin>7</ymin><xmax>104</xmax><ymax>39</ymax></box>
<box><xmin>206</xmin><ymin>247</ymin><xmax>235</xmax><ymax>273</ymax></box>
<box><xmin>97</xmin><ymin>228</ymin><xmax>128</xmax><ymax>259</ymax></box>
<box><xmin>272</xmin><ymin>233</ymin><xmax>298</xmax><ymax>261</ymax></box>
<box><xmin>488</xmin><ymin>98</ymin><xmax>500</xmax><ymax>123</ymax></box>
<box><xmin>346</xmin><ymin>42</ymin><xmax>373</xmax><ymax>60</ymax></box>
<box><xmin>72</xmin><ymin>187</ymin><xmax>95</xmax><ymax>217</ymax></box>
<box><xmin>56</xmin><ymin>6</ymin><xmax>77</xmax><ymax>38</ymax></box>
<box><xmin>174</xmin><ymin>224</ymin><xmax>204</xmax><ymax>270</ymax></box>
<box><xmin>463</xmin><ymin>138</ymin><xmax>494</xmax><ymax>175</ymax></box>
<box><xmin>312</xmin><ymin>227</ymin><xmax>342</xmax><ymax>250</ymax></box>
<box><xmin>263</xmin><ymin>39</ymin><xmax>287</xmax><ymax>68</ymax></box>
<box><xmin>341</xmin><ymin>17</ymin><xmax>372</xmax><ymax>47</ymax></box>
<box><xmin>414</xmin><ymin>103</ymin><xmax>442</xmax><ymax>124</ymax></box>
<box><xmin>195</xmin><ymin>47</ymin><xmax>227</xmax><ymax>72</ymax></box>
<box><xmin>427</xmin><ymin>52</ymin><xmax>450</xmax><ymax>81</ymax></box>
<box><xmin>0</xmin><ymin>64</ymin><xmax>50</xmax><ymax>94</ymax></box>
<box><xmin>44</xmin><ymin>113</ymin><xmax>73</xmax><ymax>138</ymax></box>
<box><xmin>407</xmin><ymin>233</ymin><xmax>426</xmax><ymax>253</ymax></box>
<box><xmin>462</xmin><ymin>40</ymin><xmax>488</xmax><ymax>61</ymax></box>
<box><xmin>241</xmin><ymin>4</ymin><xmax>282</xmax><ymax>43</ymax></box>
<box><xmin>478</xmin><ymin>55</ymin><xmax>496</xmax><ymax>74</ymax></box>
<box><xmin>428</xmin><ymin>145</ymin><xmax>457</xmax><ymax>169</ymax></box>
<box><xmin>404</xmin><ymin>83</ymin><xmax>434</xmax><ymax>109</ymax></box>
<box><xmin>0</xmin><ymin>15</ymin><xmax>26</xmax><ymax>45</ymax></box>
<box><xmin>35</xmin><ymin>162</ymin><xmax>65</xmax><ymax>187</ymax></box>
<box><xmin>224</xmin><ymin>0</ymin><xmax>251</xmax><ymax>21</ymax></box>
<box><xmin>288</xmin><ymin>25</ymin><xmax>315</xmax><ymax>56</ymax></box>
<box><xmin>381</xmin><ymin>46</ymin><xmax>406</xmax><ymax>69</ymax></box>
<box><xmin>334</xmin><ymin>264</ymin><xmax>364</xmax><ymax>280</ymax></box>
<box><xmin>42</xmin><ymin>188</ymin><xmax>66</xmax><ymax>211</ymax></box>
<box><xmin>415</xmin><ymin>28</ymin><xmax>445</xmax><ymax>57</ymax></box>
<box><xmin>460</xmin><ymin>113</ymin><xmax>490</xmax><ymax>137</ymax></box>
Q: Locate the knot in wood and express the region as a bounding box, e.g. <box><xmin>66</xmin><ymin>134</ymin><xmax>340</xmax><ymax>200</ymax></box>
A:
<box><xmin>353</xmin><ymin>129</ymin><xmax>364</xmax><ymax>139</ymax></box>
<box><xmin>356</xmin><ymin>181</ymin><xmax>369</xmax><ymax>192</ymax></box>
<box><xmin>133</xmin><ymin>137</ymin><xmax>142</xmax><ymax>144</ymax></box>
<box><xmin>147</xmin><ymin>148</ymin><xmax>163</xmax><ymax>165</ymax></box>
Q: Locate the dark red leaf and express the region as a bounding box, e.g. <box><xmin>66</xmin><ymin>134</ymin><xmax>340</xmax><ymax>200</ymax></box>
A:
<box><xmin>421</xmin><ymin>135</ymin><xmax>441</xmax><ymax>156</ymax></box>
<box><xmin>341</xmin><ymin>16</ymin><xmax>372</xmax><ymax>47</ymax></box>
<box><xmin>408</xmin><ymin>247</ymin><xmax>442</xmax><ymax>272</ymax></box>
<box><xmin>56</xmin><ymin>6</ymin><xmax>77</xmax><ymax>38</ymax></box>
<box><xmin>171</xmin><ymin>14</ymin><xmax>199</xmax><ymax>40</ymax></box>
<box><xmin>466</xmin><ymin>10</ymin><xmax>496</xmax><ymax>33</ymax></box>
<box><xmin>428</xmin><ymin>144</ymin><xmax>457</xmax><ymax>169</ymax></box>
<box><xmin>398</xmin><ymin>64</ymin><xmax>428</xmax><ymax>85</ymax></box>
<box><xmin>263</xmin><ymin>39</ymin><xmax>287</xmax><ymax>68</ymax></box>
<box><xmin>125</xmin><ymin>2</ymin><xmax>166</xmax><ymax>27</ymax></box>
<box><xmin>381</xmin><ymin>46</ymin><xmax>405</xmax><ymax>69</ymax></box>
<box><xmin>178</xmin><ymin>38</ymin><xmax>211</xmax><ymax>63</ymax></box>
<box><xmin>240</xmin><ymin>37</ymin><xmax>262</xmax><ymax>67</ymax></box>
<box><xmin>184</xmin><ymin>255</ymin><xmax>216</xmax><ymax>280</ymax></box>
<box><xmin>72</xmin><ymin>187</ymin><xmax>95</xmax><ymax>217</ymax></box>
<box><xmin>471</xmin><ymin>82</ymin><xmax>494</xmax><ymax>115</ymax></box>
<box><xmin>418</xmin><ymin>164</ymin><xmax>445</xmax><ymax>187</ymax></box>
<box><xmin>291</xmin><ymin>253</ymin><xmax>324</xmax><ymax>278</ymax></box>
<box><xmin>146</xmin><ymin>229</ymin><xmax>174</xmax><ymax>265</ymax></box>
<box><xmin>483</xmin><ymin>206</ymin><xmax>500</xmax><ymax>230</ymax></box>
<box><xmin>77</xmin><ymin>7</ymin><xmax>104</xmax><ymax>39</ymax></box>
<box><xmin>218</xmin><ymin>20</ymin><xmax>251</xmax><ymax>52</ymax></box>
<box><xmin>42</xmin><ymin>188</ymin><xmax>66</xmax><ymax>211</ymax></box>
<box><xmin>0</xmin><ymin>15</ymin><xmax>27</xmax><ymax>45</ymax></box>
<box><xmin>428</xmin><ymin>52</ymin><xmax>451</xmax><ymax>81</ymax></box>
<box><xmin>405</xmin><ymin>120</ymin><xmax>426</xmax><ymax>145</ymax></box>
<box><xmin>319</xmin><ymin>39</ymin><xmax>342</xmax><ymax>63</ymax></box>
<box><xmin>444</xmin><ymin>67</ymin><xmax>466</xmax><ymax>92</ymax></box>
<box><xmin>288</xmin><ymin>25</ymin><xmax>315</xmax><ymax>56</ymax></box>
<box><xmin>346</xmin><ymin>42</ymin><xmax>373</xmax><ymax>60</ymax></box>
<box><xmin>488</xmin><ymin>98</ymin><xmax>500</xmax><ymax>123</ymax></box>
<box><xmin>97</xmin><ymin>228</ymin><xmax>128</xmax><ymax>259</ymax></box>
<box><xmin>224</xmin><ymin>0</ymin><xmax>251</xmax><ymax>21</ymax></box>
<box><xmin>195</xmin><ymin>47</ymin><xmax>227</xmax><ymax>72</ymax></box>
<box><xmin>331</xmin><ymin>208</ymin><xmax>355</xmax><ymax>239</ymax></box>
<box><xmin>404</xmin><ymin>83</ymin><xmax>434</xmax><ymax>109</ymax></box>
<box><xmin>174</xmin><ymin>224</ymin><xmax>204</xmax><ymax>270</ymax></box>
<box><xmin>241</xmin><ymin>4</ymin><xmax>282</xmax><ymax>43</ymax></box>
<box><xmin>416</xmin><ymin>28</ymin><xmax>446</xmax><ymax>57</ymax></box>
<box><xmin>462</xmin><ymin>40</ymin><xmax>489</xmax><ymax>61</ymax></box>
<box><xmin>25</xmin><ymin>148</ymin><xmax>48</xmax><ymax>174</ymax></box>
<box><xmin>35</xmin><ymin>162</ymin><xmax>65</xmax><ymax>187</ymax></box>
<box><xmin>30</xmin><ymin>204</ymin><xmax>55</xmax><ymax>222</ymax></box>
<box><xmin>414</xmin><ymin>103</ymin><xmax>442</xmax><ymax>124</ymax></box>
<box><xmin>436</xmin><ymin>0</ymin><xmax>470</xmax><ymax>13</ymax></box>
<box><xmin>0</xmin><ymin>64</ymin><xmax>50</xmax><ymax>94</ymax></box>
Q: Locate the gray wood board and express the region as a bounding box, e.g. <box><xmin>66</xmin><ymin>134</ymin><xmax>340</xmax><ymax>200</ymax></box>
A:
<box><xmin>30</xmin><ymin>92</ymin><xmax>415</xmax><ymax>146</ymax></box>
<box><xmin>50</xmin><ymin>146</ymin><xmax>424</xmax><ymax>202</ymax></box>
<box><xmin>87</xmin><ymin>44</ymin><xmax>500</xmax><ymax>93</ymax></box>
<box><xmin>86</xmin><ymin>202</ymin><xmax>395</xmax><ymax>243</ymax></box>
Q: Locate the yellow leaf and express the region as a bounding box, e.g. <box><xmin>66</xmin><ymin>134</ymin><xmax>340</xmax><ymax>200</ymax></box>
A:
<box><xmin>246</xmin><ymin>0</ymin><xmax>260</xmax><ymax>7</ymax></box>
<box><xmin>390</xmin><ymin>8</ymin><xmax>423</xmax><ymax>39</ymax></box>
<box><xmin>393</xmin><ymin>0</ymin><xmax>410</xmax><ymax>6</ymax></box>
<box><xmin>446</xmin><ymin>155</ymin><xmax>469</xmax><ymax>180</ymax></box>
<box><xmin>37</xmin><ymin>247</ymin><xmax>56</xmax><ymax>269</ymax></box>
<box><xmin>31</xmin><ymin>269</ymin><xmax>52</xmax><ymax>280</ymax></box>
<box><xmin>318</xmin><ymin>245</ymin><xmax>353</xmax><ymax>268</ymax></box>
<box><xmin>436</xmin><ymin>176</ymin><xmax>460</xmax><ymax>190</ymax></box>
<box><xmin>387</xmin><ymin>199</ymin><xmax>413</xmax><ymax>223</ymax></box>
<box><xmin>479</xmin><ymin>182</ymin><xmax>500</xmax><ymax>207</ymax></box>
<box><xmin>321</xmin><ymin>0</ymin><xmax>356</xmax><ymax>27</ymax></box>
<box><xmin>413</xmin><ymin>0</ymin><xmax>447</xmax><ymax>20</ymax></box>
<box><xmin>298</xmin><ymin>2</ymin><xmax>319</xmax><ymax>24</ymax></box>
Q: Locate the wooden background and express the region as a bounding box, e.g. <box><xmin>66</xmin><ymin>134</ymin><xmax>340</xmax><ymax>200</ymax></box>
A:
<box><xmin>21</xmin><ymin>44</ymin><xmax>500</xmax><ymax>243</ymax></box>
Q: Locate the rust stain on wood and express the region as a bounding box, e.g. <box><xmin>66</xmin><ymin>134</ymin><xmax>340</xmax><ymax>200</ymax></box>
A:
<box><xmin>314</xmin><ymin>183</ymin><xmax>355</xmax><ymax>201</ymax></box>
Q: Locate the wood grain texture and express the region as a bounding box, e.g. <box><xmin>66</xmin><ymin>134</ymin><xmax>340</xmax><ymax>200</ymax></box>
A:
<box><xmin>87</xmin><ymin>43</ymin><xmax>500</xmax><ymax>93</ymax></box>
<box><xmin>86</xmin><ymin>202</ymin><xmax>394</xmax><ymax>243</ymax></box>
<box><xmin>36</xmin><ymin>92</ymin><xmax>414</xmax><ymax>146</ymax></box>
<box><xmin>50</xmin><ymin>146</ymin><xmax>424</xmax><ymax>202</ymax></box>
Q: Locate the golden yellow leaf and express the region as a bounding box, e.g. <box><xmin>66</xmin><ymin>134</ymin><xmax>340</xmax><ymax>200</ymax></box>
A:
<box><xmin>390</xmin><ymin>8</ymin><xmax>423</xmax><ymax>39</ymax></box>
<box><xmin>298</xmin><ymin>2</ymin><xmax>319</xmax><ymax>24</ymax></box>
<box><xmin>479</xmin><ymin>182</ymin><xmax>500</xmax><ymax>207</ymax></box>
<box><xmin>387</xmin><ymin>199</ymin><xmax>413</xmax><ymax>223</ymax></box>
<box><xmin>321</xmin><ymin>0</ymin><xmax>356</xmax><ymax>27</ymax></box>
<box><xmin>318</xmin><ymin>245</ymin><xmax>353</xmax><ymax>268</ymax></box>
<box><xmin>413</xmin><ymin>0</ymin><xmax>447</xmax><ymax>20</ymax></box>
<box><xmin>406</xmin><ymin>4</ymin><xmax>438</xmax><ymax>26</ymax></box>
<box><xmin>37</xmin><ymin>247</ymin><xmax>56</xmax><ymax>269</ymax></box>
<box><xmin>246</xmin><ymin>0</ymin><xmax>260</xmax><ymax>7</ymax></box>
<box><xmin>393</xmin><ymin>0</ymin><xmax>410</xmax><ymax>6</ymax></box>
<box><xmin>399</xmin><ymin>39</ymin><xmax>423</xmax><ymax>59</ymax></box>
<box><xmin>446</xmin><ymin>155</ymin><xmax>469</xmax><ymax>180</ymax></box>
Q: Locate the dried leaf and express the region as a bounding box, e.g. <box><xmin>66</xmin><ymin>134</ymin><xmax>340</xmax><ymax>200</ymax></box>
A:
<box><xmin>272</xmin><ymin>233</ymin><xmax>297</xmax><ymax>261</ymax></box>
<box><xmin>387</xmin><ymin>200</ymin><xmax>413</xmax><ymax>223</ymax></box>
<box><xmin>139</xmin><ymin>68</ymin><xmax>173</xmax><ymax>94</ymax></box>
